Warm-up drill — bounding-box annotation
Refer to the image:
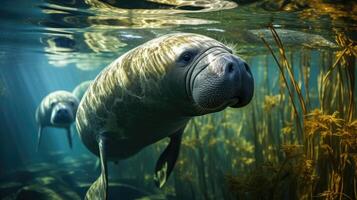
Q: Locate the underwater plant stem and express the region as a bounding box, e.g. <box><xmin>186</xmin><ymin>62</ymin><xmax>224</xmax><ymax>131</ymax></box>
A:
<box><xmin>322</xmin><ymin>48</ymin><xmax>348</xmax><ymax>84</ymax></box>
<box><xmin>353</xmin><ymin>175</ymin><xmax>357</xmax><ymax>199</ymax></box>
<box><xmin>272</xmin><ymin>157</ymin><xmax>289</xmax><ymax>197</ymax></box>
<box><xmin>302</xmin><ymin>50</ymin><xmax>312</xmax><ymax>110</ymax></box>
<box><xmin>268</xmin><ymin>25</ymin><xmax>307</xmax><ymax>115</ymax></box>
<box><xmin>319</xmin><ymin>52</ymin><xmax>332</xmax><ymax>114</ymax></box>
<box><xmin>252</xmin><ymin>100</ymin><xmax>263</xmax><ymax>165</ymax></box>
<box><xmin>260</xmin><ymin>36</ymin><xmax>303</xmax><ymax>142</ymax></box>
<box><xmin>345</xmin><ymin>57</ymin><xmax>355</xmax><ymax>122</ymax></box>
<box><xmin>192</xmin><ymin>119</ymin><xmax>209</xmax><ymax>200</ymax></box>
<box><xmin>338</xmin><ymin>67</ymin><xmax>345</xmax><ymax>115</ymax></box>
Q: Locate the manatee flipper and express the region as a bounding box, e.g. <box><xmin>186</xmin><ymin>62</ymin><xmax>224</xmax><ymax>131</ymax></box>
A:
<box><xmin>85</xmin><ymin>135</ymin><xmax>108</xmax><ymax>200</ymax></box>
<box><xmin>36</xmin><ymin>126</ymin><xmax>43</xmax><ymax>152</ymax></box>
<box><xmin>154</xmin><ymin>127</ymin><xmax>184</xmax><ymax>188</ymax></box>
<box><xmin>66</xmin><ymin>127</ymin><xmax>73</xmax><ymax>149</ymax></box>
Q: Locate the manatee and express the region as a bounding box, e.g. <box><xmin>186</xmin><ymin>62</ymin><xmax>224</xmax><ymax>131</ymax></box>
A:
<box><xmin>72</xmin><ymin>81</ymin><xmax>92</xmax><ymax>101</ymax></box>
<box><xmin>248</xmin><ymin>29</ymin><xmax>337</xmax><ymax>49</ymax></box>
<box><xmin>36</xmin><ymin>91</ymin><xmax>79</xmax><ymax>151</ymax></box>
<box><xmin>76</xmin><ymin>33</ymin><xmax>254</xmax><ymax>199</ymax></box>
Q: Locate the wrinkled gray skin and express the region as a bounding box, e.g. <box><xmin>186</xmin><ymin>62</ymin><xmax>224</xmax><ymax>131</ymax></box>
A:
<box><xmin>36</xmin><ymin>90</ymin><xmax>79</xmax><ymax>151</ymax></box>
<box><xmin>76</xmin><ymin>33</ymin><xmax>254</xmax><ymax>200</ymax></box>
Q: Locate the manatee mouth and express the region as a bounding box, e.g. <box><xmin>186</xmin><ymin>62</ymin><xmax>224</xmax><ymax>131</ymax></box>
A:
<box><xmin>228</xmin><ymin>97</ymin><xmax>251</xmax><ymax>108</ymax></box>
<box><xmin>227</xmin><ymin>97</ymin><xmax>240</xmax><ymax>107</ymax></box>
<box><xmin>211</xmin><ymin>97</ymin><xmax>240</xmax><ymax>110</ymax></box>
<box><xmin>230</xmin><ymin>98</ymin><xmax>252</xmax><ymax>108</ymax></box>
<box><xmin>51</xmin><ymin>114</ymin><xmax>73</xmax><ymax>125</ymax></box>
<box><xmin>51</xmin><ymin>114</ymin><xmax>74</xmax><ymax>126</ymax></box>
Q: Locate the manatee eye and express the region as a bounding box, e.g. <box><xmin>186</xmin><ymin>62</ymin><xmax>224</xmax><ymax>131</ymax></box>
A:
<box><xmin>69</xmin><ymin>101</ymin><xmax>76</xmax><ymax>107</ymax></box>
<box><xmin>178</xmin><ymin>51</ymin><xmax>194</xmax><ymax>65</ymax></box>
<box><xmin>182</xmin><ymin>53</ymin><xmax>192</xmax><ymax>62</ymax></box>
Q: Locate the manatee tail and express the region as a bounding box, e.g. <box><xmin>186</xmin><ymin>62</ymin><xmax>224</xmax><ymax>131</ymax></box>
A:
<box><xmin>85</xmin><ymin>135</ymin><xmax>108</xmax><ymax>200</ymax></box>
<box><xmin>36</xmin><ymin>126</ymin><xmax>43</xmax><ymax>152</ymax></box>
<box><xmin>66</xmin><ymin>127</ymin><xmax>73</xmax><ymax>149</ymax></box>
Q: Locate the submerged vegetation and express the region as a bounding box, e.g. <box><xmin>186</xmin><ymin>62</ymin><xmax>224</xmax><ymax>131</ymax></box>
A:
<box><xmin>221</xmin><ymin>25</ymin><xmax>356</xmax><ymax>200</ymax></box>
<box><xmin>226</xmin><ymin>26</ymin><xmax>356</xmax><ymax>199</ymax></box>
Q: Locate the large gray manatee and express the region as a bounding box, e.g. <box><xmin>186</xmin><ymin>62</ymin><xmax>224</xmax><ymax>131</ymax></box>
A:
<box><xmin>36</xmin><ymin>90</ymin><xmax>79</xmax><ymax>151</ymax></box>
<box><xmin>76</xmin><ymin>33</ymin><xmax>254</xmax><ymax>199</ymax></box>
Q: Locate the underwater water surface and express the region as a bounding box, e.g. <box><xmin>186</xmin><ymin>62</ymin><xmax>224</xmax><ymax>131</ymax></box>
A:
<box><xmin>0</xmin><ymin>0</ymin><xmax>356</xmax><ymax>200</ymax></box>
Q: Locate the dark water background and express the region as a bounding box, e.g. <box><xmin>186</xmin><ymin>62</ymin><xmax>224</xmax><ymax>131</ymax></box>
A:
<box><xmin>0</xmin><ymin>0</ymin><xmax>356</xmax><ymax>199</ymax></box>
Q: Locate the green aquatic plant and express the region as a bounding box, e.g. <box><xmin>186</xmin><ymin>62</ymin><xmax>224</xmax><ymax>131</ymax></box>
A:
<box><xmin>216</xmin><ymin>24</ymin><xmax>356</xmax><ymax>200</ymax></box>
<box><xmin>259</xmin><ymin>25</ymin><xmax>307</xmax><ymax>145</ymax></box>
<box><xmin>304</xmin><ymin>109</ymin><xmax>357</xmax><ymax>200</ymax></box>
<box><xmin>260</xmin><ymin>26</ymin><xmax>357</xmax><ymax>200</ymax></box>
<box><xmin>226</xmin><ymin>167</ymin><xmax>275</xmax><ymax>199</ymax></box>
<box><xmin>322</xmin><ymin>32</ymin><xmax>356</xmax><ymax>122</ymax></box>
<box><xmin>226</xmin><ymin>154</ymin><xmax>319</xmax><ymax>200</ymax></box>
<box><xmin>262</xmin><ymin>94</ymin><xmax>282</xmax><ymax>112</ymax></box>
<box><xmin>298</xmin><ymin>0</ymin><xmax>357</xmax><ymax>22</ymax></box>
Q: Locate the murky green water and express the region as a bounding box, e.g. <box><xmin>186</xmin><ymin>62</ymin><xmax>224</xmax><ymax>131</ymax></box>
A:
<box><xmin>0</xmin><ymin>0</ymin><xmax>356</xmax><ymax>200</ymax></box>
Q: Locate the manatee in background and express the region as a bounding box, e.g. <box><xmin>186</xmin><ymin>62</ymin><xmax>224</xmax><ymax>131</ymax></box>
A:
<box><xmin>248</xmin><ymin>29</ymin><xmax>337</xmax><ymax>48</ymax></box>
<box><xmin>72</xmin><ymin>81</ymin><xmax>92</xmax><ymax>101</ymax></box>
<box><xmin>36</xmin><ymin>91</ymin><xmax>79</xmax><ymax>151</ymax></box>
<box><xmin>76</xmin><ymin>33</ymin><xmax>254</xmax><ymax>199</ymax></box>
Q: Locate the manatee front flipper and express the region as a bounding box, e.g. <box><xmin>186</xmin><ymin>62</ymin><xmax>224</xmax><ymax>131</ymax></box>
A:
<box><xmin>66</xmin><ymin>127</ymin><xmax>73</xmax><ymax>149</ymax></box>
<box><xmin>85</xmin><ymin>135</ymin><xmax>108</xmax><ymax>200</ymax></box>
<box><xmin>154</xmin><ymin>127</ymin><xmax>184</xmax><ymax>188</ymax></box>
<box><xmin>36</xmin><ymin>126</ymin><xmax>43</xmax><ymax>152</ymax></box>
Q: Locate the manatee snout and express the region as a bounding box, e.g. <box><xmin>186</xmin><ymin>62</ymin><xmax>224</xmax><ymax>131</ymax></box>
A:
<box><xmin>226</xmin><ymin>56</ymin><xmax>254</xmax><ymax>108</ymax></box>
<box><xmin>191</xmin><ymin>49</ymin><xmax>254</xmax><ymax>111</ymax></box>
<box><xmin>50</xmin><ymin>103</ymin><xmax>75</xmax><ymax>125</ymax></box>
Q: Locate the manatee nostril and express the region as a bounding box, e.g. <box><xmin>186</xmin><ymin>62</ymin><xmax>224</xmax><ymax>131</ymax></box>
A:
<box><xmin>58</xmin><ymin>109</ymin><xmax>68</xmax><ymax>115</ymax></box>
<box><xmin>227</xmin><ymin>63</ymin><xmax>234</xmax><ymax>73</ymax></box>
<box><xmin>243</xmin><ymin>62</ymin><xmax>251</xmax><ymax>74</ymax></box>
